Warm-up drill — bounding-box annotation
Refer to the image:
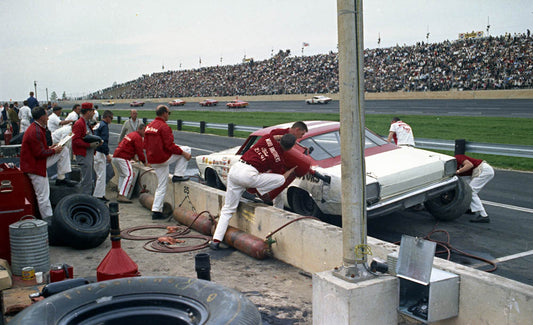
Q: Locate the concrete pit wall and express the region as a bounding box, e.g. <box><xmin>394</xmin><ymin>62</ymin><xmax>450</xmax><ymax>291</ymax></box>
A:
<box><xmin>131</xmin><ymin>165</ymin><xmax>533</xmax><ymax>324</ymax></box>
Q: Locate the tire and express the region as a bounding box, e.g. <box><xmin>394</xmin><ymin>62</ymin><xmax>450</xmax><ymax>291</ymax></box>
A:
<box><xmin>289</xmin><ymin>188</ymin><xmax>323</xmax><ymax>219</ymax></box>
<box><xmin>424</xmin><ymin>177</ymin><xmax>472</xmax><ymax>221</ymax></box>
<box><xmin>205</xmin><ymin>168</ymin><xmax>226</xmax><ymax>191</ymax></box>
<box><xmin>48</xmin><ymin>183</ymin><xmax>81</xmax><ymax>208</ymax></box>
<box><xmin>51</xmin><ymin>194</ymin><xmax>110</xmax><ymax>249</ymax></box>
<box><xmin>10</xmin><ymin>276</ymin><xmax>261</xmax><ymax>325</ymax></box>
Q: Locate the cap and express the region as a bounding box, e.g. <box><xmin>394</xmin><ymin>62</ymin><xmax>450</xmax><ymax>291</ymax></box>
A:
<box><xmin>81</xmin><ymin>102</ymin><xmax>94</xmax><ymax>110</ymax></box>
<box><xmin>53</xmin><ymin>106</ymin><xmax>62</xmax><ymax>111</ymax></box>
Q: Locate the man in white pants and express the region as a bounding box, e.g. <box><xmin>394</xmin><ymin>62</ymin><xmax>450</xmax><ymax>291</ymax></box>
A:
<box><xmin>210</xmin><ymin>133</ymin><xmax>297</xmax><ymax>250</ymax></box>
<box><xmin>20</xmin><ymin>106</ymin><xmax>75</xmax><ymax>219</ymax></box>
<box><xmin>93</xmin><ymin>110</ymin><xmax>113</xmax><ymax>201</ymax></box>
<box><xmin>112</xmin><ymin>124</ymin><xmax>147</xmax><ymax>203</ymax></box>
<box><xmin>144</xmin><ymin>105</ymin><xmax>191</xmax><ymax>220</ymax></box>
<box><xmin>455</xmin><ymin>154</ymin><xmax>495</xmax><ymax>223</ymax></box>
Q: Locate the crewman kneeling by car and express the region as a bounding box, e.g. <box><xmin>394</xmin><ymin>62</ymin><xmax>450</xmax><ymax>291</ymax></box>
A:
<box><xmin>210</xmin><ymin>133</ymin><xmax>297</xmax><ymax>250</ymax></box>
<box><xmin>21</xmin><ymin>106</ymin><xmax>76</xmax><ymax>219</ymax></box>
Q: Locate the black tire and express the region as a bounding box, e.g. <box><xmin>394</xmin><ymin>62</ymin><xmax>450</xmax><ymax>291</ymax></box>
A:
<box><xmin>289</xmin><ymin>188</ymin><xmax>323</xmax><ymax>219</ymax></box>
<box><xmin>51</xmin><ymin>194</ymin><xmax>110</xmax><ymax>249</ymax></box>
<box><xmin>10</xmin><ymin>276</ymin><xmax>261</xmax><ymax>325</ymax></box>
<box><xmin>205</xmin><ymin>168</ymin><xmax>226</xmax><ymax>191</ymax></box>
<box><xmin>49</xmin><ymin>183</ymin><xmax>81</xmax><ymax>208</ymax></box>
<box><xmin>424</xmin><ymin>177</ymin><xmax>472</xmax><ymax>221</ymax></box>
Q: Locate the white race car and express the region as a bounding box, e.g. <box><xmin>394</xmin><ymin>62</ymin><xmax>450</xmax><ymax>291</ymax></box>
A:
<box><xmin>196</xmin><ymin>121</ymin><xmax>471</xmax><ymax>221</ymax></box>
<box><xmin>305</xmin><ymin>95</ymin><xmax>332</xmax><ymax>104</ymax></box>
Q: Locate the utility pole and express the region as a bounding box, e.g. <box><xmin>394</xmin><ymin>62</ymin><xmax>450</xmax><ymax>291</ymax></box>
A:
<box><xmin>46</xmin><ymin>88</ymin><xmax>49</xmax><ymax>102</ymax></box>
<box><xmin>486</xmin><ymin>16</ymin><xmax>491</xmax><ymax>36</ymax></box>
<box><xmin>34</xmin><ymin>80</ymin><xmax>37</xmax><ymax>98</ymax></box>
<box><xmin>334</xmin><ymin>0</ymin><xmax>371</xmax><ymax>282</ymax></box>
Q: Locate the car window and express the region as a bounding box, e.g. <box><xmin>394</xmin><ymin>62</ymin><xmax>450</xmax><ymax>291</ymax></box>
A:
<box><xmin>239</xmin><ymin>135</ymin><xmax>260</xmax><ymax>155</ymax></box>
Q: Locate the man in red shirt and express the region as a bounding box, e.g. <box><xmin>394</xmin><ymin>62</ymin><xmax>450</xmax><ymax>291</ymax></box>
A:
<box><xmin>72</xmin><ymin>102</ymin><xmax>101</xmax><ymax>195</ymax></box>
<box><xmin>210</xmin><ymin>133</ymin><xmax>297</xmax><ymax>250</ymax></box>
<box><xmin>112</xmin><ymin>124</ymin><xmax>147</xmax><ymax>203</ymax></box>
<box><xmin>455</xmin><ymin>154</ymin><xmax>495</xmax><ymax>223</ymax></box>
<box><xmin>144</xmin><ymin>105</ymin><xmax>191</xmax><ymax>219</ymax></box>
<box><xmin>21</xmin><ymin>106</ymin><xmax>74</xmax><ymax>219</ymax></box>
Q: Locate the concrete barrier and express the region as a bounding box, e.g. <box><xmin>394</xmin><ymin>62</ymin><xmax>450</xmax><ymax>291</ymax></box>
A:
<box><xmin>128</xmin><ymin>165</ymin><xmax>533</xmax><ymax>324</ymax></box>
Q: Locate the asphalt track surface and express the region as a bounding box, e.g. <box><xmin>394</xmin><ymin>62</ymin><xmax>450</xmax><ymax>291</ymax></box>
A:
<box><xmin>106</xmin><ymin>99</ymin><xmax>533</xmax><ymax>286</ymax></box>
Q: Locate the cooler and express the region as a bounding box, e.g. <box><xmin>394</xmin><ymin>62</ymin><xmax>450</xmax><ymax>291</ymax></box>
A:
<box><xmin>0</xmin><ymin>163</ymin><xmax>36</xmax><ymax>263</ymax></box>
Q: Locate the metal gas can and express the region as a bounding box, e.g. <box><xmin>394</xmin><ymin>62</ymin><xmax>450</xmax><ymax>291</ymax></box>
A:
<box><xmin>9</xmin><ymin>216</ymin><xmax>49</xmax><ymax>276</ymax></box>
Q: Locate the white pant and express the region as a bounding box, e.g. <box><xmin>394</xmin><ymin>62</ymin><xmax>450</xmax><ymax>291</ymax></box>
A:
<box><xmin>468</xmin><ymin>162</ymin><xmax>494</xmax><ymax>217</ymax></box>
<box><xmin>212</xmin><ymin>161</ymin><xmax>285</xmax><ymax>241</ymax></box>
<box><xmin>93</xmin><ymin>152</ymin><xmax>107</xmax><ymax>198</ymax></box>
<box><xmin>151</xmin><ymin>147</ymin><xmax>191</xmax><ymax>213</ymax></box>
<box><xmin>112</xmin><ymin>157</ymin><xmax>134</xmax><ymax>197</ymax></box>
<box><xmin>28</xmin><ymin>147</ymin><xmax>72</xmax><ymax>218</ymax></box>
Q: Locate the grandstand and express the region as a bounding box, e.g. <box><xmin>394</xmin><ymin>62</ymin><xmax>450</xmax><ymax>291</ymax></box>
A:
<box><xmin>91</xmin><ymin>33</ymin><xmax>532</xmax><ymax>100</ymax></box>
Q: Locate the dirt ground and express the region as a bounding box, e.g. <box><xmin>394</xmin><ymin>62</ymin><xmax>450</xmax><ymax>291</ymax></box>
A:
<box><xmin>48</xmin><ymin>186</ymin><xmax>313</xmax><ymax>324</ymax></box>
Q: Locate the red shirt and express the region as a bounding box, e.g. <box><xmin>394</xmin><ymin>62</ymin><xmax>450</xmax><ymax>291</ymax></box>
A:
<box><xmin>270</xmin><ymin>127</ymin><xmax>289</xmax><ymax>137</ymax></box>
<box><xmin>241</xmin><ymin>134</ymin><xmax>286</xmax><ymax>174</ymax></box>
<box><xmin>20</xmin><ymin>122</ymin><xmax>55</xmax><ymax>177</ymax></box>
<box><xmin>114</xmin><ymin>131</ymin><xmax>145</xmax><ymax>163</ymax></box>
<box><xmin>455</xmin><ymin>154</ymin><xmax>483</xmax><ymax>176</ymax></box>
<box><xmin>72</xmin><ymin>117</ymin><xmax>91</xmax><ymax>156</ymax></box>
<box><xmin>144</xmin><ymin>117</ymin><xmax>183</xmax><ymax>164</ymax></box>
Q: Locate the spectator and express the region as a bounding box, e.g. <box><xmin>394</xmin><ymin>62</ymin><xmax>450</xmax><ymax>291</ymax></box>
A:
<box><xmin>18</xmin><ymin>100</ymin><xmax>32</xmax><ymax>133</ymax></box>
<box><xmin>7</xmin><ymin>104</ymin><xmax>20</xmax><ymax>136</ymax></box>
<box><xmin>27</xmin><ymin>91</ymin><xmax>39</xmax><ymax>109</ymax></box>
<box><xmin>387</xmin><ymin>117</ymin><xmax>415</xmax><ymax>146</ymax></box>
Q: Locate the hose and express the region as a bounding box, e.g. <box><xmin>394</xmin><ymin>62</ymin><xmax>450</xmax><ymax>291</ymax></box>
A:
<box><xmin>121</xmin><ymin>225</ymin><xmax>190</xmax><ymax>240</ymax></box>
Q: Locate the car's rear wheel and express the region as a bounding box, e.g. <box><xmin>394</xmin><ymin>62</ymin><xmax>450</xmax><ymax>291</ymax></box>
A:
<box><xmin>424</xmin><ymin>177</ymin><xmax>472</xmax><ymax>221</ymax></box>
<box><xmin>204</xmin><ymin>168</ymin><xmax>226</xmax><ymax>191</ymax></box>
<box><xmin>290</xmin><ymin>188</ymin><xmax>323</xmax><ymax>219</ymax></box>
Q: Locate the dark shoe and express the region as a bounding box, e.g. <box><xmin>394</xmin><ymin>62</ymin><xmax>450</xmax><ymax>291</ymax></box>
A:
<box><xmin>172</xmin><ymin>175</ymin><xmax>190</xmax><ymax>183</ymax></box>
<box><xmin>470</xmin><ymin>215</ymin><xmax>490</xmax><ymax>223</ymax></box>
<box><xmin>209</xmin><ymin>241</ymin><xmax>220</xmax><ymax>250</ymax></box>
<box><xmin>152</xmin><ymin>212</ymin><xmax>166</xmax><ymax>220</ymax></box>
<box><xmin>97</xmin><ymin>196</ymin><xmax>109</xmax><ymax>202</ymax></box>
<box><xmin>55</xmin><ymin>178</ymin><xmax>78</xmax><ymax>187</ymax></box>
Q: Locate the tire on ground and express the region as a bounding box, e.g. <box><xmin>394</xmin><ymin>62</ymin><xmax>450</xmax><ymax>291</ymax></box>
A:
<box><xmin>51</xmin><ymin>194</ymin><xmax>110</xmax><ymax>249</ymax></box>
<box><xmin>424</xmin><ymin>177</ymin><xmax>472</xmax><ymax>221</ymax></box>
<box><xmin>48</xmin><ymin>183</ymin><xmax>81</xmax><ymax>208</ymax></box>
<box><xmin>10</xmin><ymin>276</ymin><xmax>261</xmax><ymax>325</ymax></box>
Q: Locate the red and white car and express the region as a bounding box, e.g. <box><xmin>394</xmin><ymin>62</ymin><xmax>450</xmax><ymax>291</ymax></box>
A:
<box><xmin>130</xmin><ymin>101</ymin><xmax>145</xmax><ymax>107</ymax></box>
<box><xmin>196</xmin><ymin>121</ymin><xmax>471</xmax><ymax>221</ymax></box>
<box><xmin>305</xmin><ymin>95</ymin><xmax>332</xmax><ymax>104</ymax></box>
<box><xmin>169</xmin><ymin>99</ymin><xmax>186</xmax><ymax>106</ymax></box>
<box><xmin>226</xmin><ymin>100</ymin><xmax>248</xmax><ymax>108</ymax></box>
<box><xmin>199</xmin><ymin>99</ymin><xmax>218</xmax><ymax>107</ymax></box>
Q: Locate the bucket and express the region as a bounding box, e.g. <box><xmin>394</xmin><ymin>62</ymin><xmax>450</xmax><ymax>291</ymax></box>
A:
<box><xmin>9</xmin><ymin>216</ymin><xmax>49</xmax><ymax>276</ymax></box>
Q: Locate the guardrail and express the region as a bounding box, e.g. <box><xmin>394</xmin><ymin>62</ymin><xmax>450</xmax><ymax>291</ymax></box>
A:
<box><xmin>118</xmin><ymin>116</ymin><xmax>533</xmax><ymax>159</ymax></box>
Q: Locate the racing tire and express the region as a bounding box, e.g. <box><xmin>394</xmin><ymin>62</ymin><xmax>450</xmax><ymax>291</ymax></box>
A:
<box><xmin>424</xmin><ymin>177</ymin><xmax>472</xmax><ymax>221</ymax></box>
<box><xmin>51</xmin><ymin>194</ymin><xmax>110</xmax><ymax>249</ymax></box>
<box><xmin>10</xmin><ymin>276</ymin><xmax>261</xmax><ymax>325</ymax></box>
<box><xmin>289</xmin><ymin>188</ymin><xmax>323</xmax><ymax>219</ymax></box>
<box><xmin>205</xmin><ymin>168</ymin><xmax>226</xmax><ymax>191</ymax></box>
<box><xmin>48</xmin><ymin>183</ymin><xmax>81</xmax><ymax>208</ymax></box>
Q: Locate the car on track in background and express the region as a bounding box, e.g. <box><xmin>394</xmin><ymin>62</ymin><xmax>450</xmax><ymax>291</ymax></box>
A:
<box><xmin>226</xmin><ymin>99</ymin><xmax>249</xmax><ymax>108</ymax></box>
<box><xmin>305</xmin><ymin>95</ymin><xmax>332</xmax><ymax>104</ymax></box>
<box><xmin>169</xmin><ymin>99</ymin><xmax>186</xmax><ymax>106</ymax></box>
<box><xmin>130</xmin><ymin>101</ymin><xmax>145</xmax><ymax>107</ymax></box>
<box><xmin>101</xmin><ymin>101</ymin><xmax>115</xmax><ymax>106</ymax></box>
<box><xmin>199</xmin><ymin>99</ymin><xmax>218</xmax><ymax>107</ymax></box>
<box><xmin>196</xmin><ymin>121</ymin><xmax>471</xmax><ymax>222</ymax></box>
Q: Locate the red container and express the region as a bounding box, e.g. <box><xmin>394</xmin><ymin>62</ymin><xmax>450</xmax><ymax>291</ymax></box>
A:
<box><xmin>3</xmin><ymin>127</ymin><xmax>12</xmax><ymax>145</ymax></box>
<box><xmin>49</xmin><ymin>264</ymin><xmax>74</xmax><ymax>283</ymax></box>
<box><xmin>0</xmin><ymin>163</ymin><xmax>36</xmax><ymax>262</ymax></box>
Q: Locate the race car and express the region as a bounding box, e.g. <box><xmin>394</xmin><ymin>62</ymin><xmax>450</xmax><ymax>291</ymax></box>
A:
<box><xmin>130</xmin><ymin>101</ymin><xmax>145</xmax><ymax>107</ymax></box>
<box><xmin>305</xmin><ymin>95</ymin><xmax>332</xmax><ymax>104</ymax></box>
<box><xmin>199</xmin><ymin>99</ymin><xmax>218</xmax><ymax>107</ymax></box>
<box><xmin>101</xmin><ymin>101</ymin><xmax>115</xmax><ymax>106</ymax></box>
<box><xmin>226</xmin><ymin>100</ymin><xmax>248</xmax><ymax>108</ymax></box>
<box><xmin>196</xmin><ymin>121</ymin><xmax>471</xmax><ymax>221</ymax></box>
<box><xmin>169</xmin><ymin>99</ymin><xmax>186</xmax><ymax>106</ymax></box>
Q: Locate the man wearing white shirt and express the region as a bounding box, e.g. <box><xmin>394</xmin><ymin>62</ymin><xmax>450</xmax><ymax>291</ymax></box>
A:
<box><xmin>18</xmin><ymin>100</ymin><xmax>32</xmax><ymax>133</ymax></box>
<box><xmin>387</xmin><ymin>117</ymin><xmax>415</xmax><ymax>146</ymax></box>
<box><xmin>47</xmin><ymin>106</ymin><xmax>70</xmax><ymax>133</ymax></box>
<box><xmin>65</xmin><ymin>104</ymin><xmax>81</xmax><ymax>124</ymax></box>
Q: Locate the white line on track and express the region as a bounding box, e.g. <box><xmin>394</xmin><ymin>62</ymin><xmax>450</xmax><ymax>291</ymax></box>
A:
<box><xmin>482</xmin><ymin>200</ymin><xmax>533</xmax><ymax>214</ymax></box>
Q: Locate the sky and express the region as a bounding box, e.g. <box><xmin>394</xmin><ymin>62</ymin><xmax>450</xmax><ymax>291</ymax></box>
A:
<box><xmin>1</xmin><ymin>0</ymin><xmax>531</xmax><ymax>101</ymax></box>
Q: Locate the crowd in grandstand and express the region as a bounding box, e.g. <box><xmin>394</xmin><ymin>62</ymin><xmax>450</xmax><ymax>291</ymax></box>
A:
<box><xmin>93</xmin><ymin>32</ymin><xmax>532</xmax><ymax>99</ymax></box>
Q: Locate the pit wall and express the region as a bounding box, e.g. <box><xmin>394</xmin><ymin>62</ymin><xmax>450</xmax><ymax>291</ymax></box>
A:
<box><xmin>130</xmin><ymin>165</ymin><xmax>533</xmax><ymax>324</ymax></box>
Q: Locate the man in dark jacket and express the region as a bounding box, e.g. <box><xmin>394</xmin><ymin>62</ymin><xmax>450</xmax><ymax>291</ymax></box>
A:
<box><xmin>93</xmin><ymin>110</ymin><xmax>113</xmax><ymax>201</ymax></box>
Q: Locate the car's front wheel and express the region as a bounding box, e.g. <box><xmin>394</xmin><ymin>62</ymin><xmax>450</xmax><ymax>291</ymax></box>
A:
<box><xmin>204</xmin><ymin>168</ymin><xmax>226</xmax><ymax>191</ymax></box>
<box><xmin>289</xmin><ymin>188</ymin><xmax>323</xmax><ymax>219</ymax></box>
<box><xmin>424</xmin><ymin>177</ymin><xmax>472</xmax><ymax>221</ymax></box>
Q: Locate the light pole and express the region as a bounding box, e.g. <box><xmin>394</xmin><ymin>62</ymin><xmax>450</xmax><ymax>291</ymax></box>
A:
<box><xmin>34</xmin><ymin>80</ymin><xmax>37</xmax><ymax>98</ymax></box>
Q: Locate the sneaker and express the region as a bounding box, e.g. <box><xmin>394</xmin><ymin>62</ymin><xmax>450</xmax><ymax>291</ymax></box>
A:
<box><xmin>209</xmin><ymin>241</ymin><xmax>220</xmax><ymax>250</ymax></box>
<box><xmin>117</xmin><ymin>195</ymin><xmax>132</xmax><ymax>203</ymax></box>
<box><xmin>152</xmin><ymin>212</ymin><xmax>166</xmax><ymax>220</ymax></box>
<box><xmin>172</xmin><ymin>175</ymin><xmax>190</xmax><ymax>183</ymax></box>
<box><xmin>55</xmin><ymin>178</ymin><xmax>78</xmax><ymax>187</ymax></box>
<box><xmin>470</xmin><ymin>215</ymin><xmax>490</xmax><ymax>223</ymax></box>
<box><xmin>97</xmin><ymin>196</ymin><xmax>109</xmax><ymax>202</ymax></box>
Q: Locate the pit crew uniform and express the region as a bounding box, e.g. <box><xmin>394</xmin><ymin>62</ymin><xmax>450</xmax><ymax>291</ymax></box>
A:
<box><xmin>455</xmin><ymin>154</ymin><xmax>494</xmax><ymax>217</ymax></box>
<box><xmin>72</xmin><ymin>116</ymin><xmax>95</xmax><ymax>195</ymax></box>
<box><xmin>20</xmin><ymin>121</ymin><xmax>71</xmax><ymax>218</ymax></box>
<box><xmin>212</xmin><ymin>134</ymin><xmax>287</xmax><ymax>242</ymax></box>
<box><xmin>144</xmin><ymin>116</ymin><xmax>191</xmax><ymax>214</ymax></box>
<box><xmin>93</xmin><ymin>119</ymin><xmax>110</xmax><ymax>199</ymax></box>
<box><xmin>389</xmin><ymin>120</ymin><xmax>415</xmax><ymax>146</ymax></box>
<box><xmin>112</xmin><ymin>131</ymin><xmax>146</xmax><ymax>198</ymax></box>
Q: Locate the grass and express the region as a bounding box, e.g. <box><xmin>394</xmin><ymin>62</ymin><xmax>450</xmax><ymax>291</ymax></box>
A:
<box><xmin>110</xmin><ymin>110</ymin><xmax>533</xmax><ymax>171</ymax></box>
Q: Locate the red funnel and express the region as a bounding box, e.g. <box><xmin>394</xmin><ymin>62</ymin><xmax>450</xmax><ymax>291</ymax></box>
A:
<box><xmin>97</xmin><ymin>203</ymin><xmax>140</xmax><ymax>281</ymax></box>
